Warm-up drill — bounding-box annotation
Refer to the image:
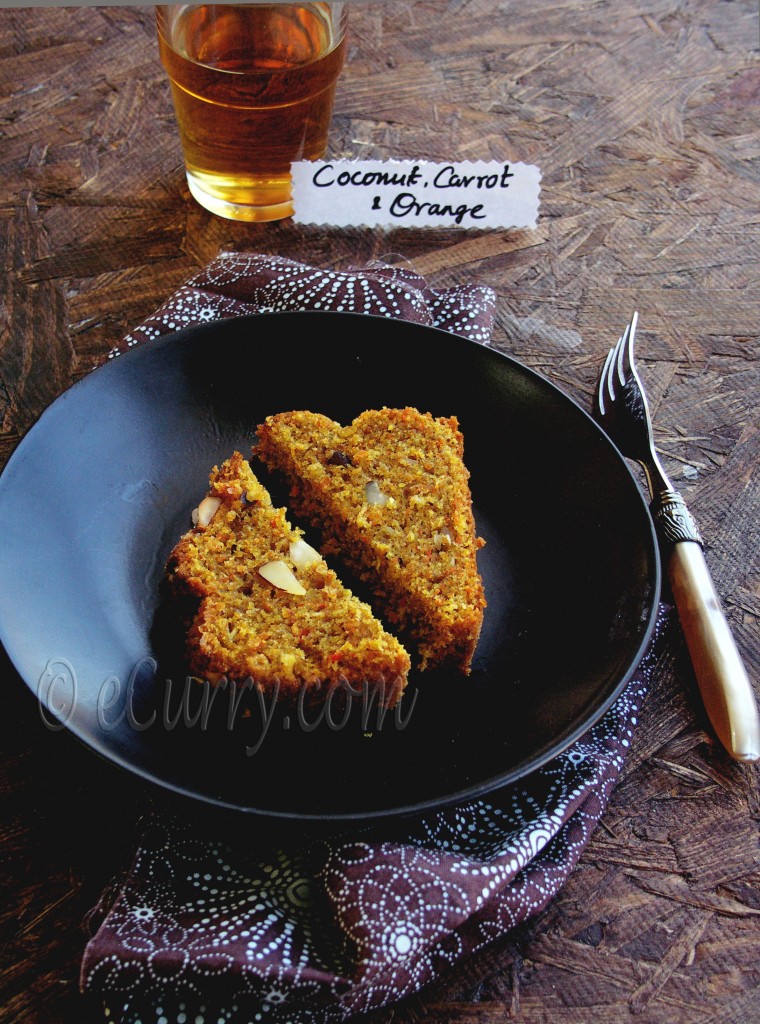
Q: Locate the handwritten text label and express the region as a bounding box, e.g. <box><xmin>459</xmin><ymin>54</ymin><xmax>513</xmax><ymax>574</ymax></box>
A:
<box><xmin>291</xmin><ymin>159</ymin><xmax>541</xmax><ymax>229</ymax></box>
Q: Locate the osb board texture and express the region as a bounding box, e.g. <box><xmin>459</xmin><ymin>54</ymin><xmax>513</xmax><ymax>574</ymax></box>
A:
<box><xmin>0</xmin><ymin>2</ymin><xmax>758</xmax><ymax>1023</ymax></box>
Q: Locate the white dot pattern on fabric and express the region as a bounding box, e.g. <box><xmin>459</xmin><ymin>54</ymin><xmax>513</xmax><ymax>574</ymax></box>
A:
<box><xmin>105</xmin><ymin>252</ymin><xmax>496</xmax><ymax>361</ymax></box>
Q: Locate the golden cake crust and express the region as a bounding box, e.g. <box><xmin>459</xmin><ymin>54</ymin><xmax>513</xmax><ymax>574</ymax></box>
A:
<box><xmin>254</xmin><ymin>407</ymin><xmax>486</xmax><ymax>673</ymax></box>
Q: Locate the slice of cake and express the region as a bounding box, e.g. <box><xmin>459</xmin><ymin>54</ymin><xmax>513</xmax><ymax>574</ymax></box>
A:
<box><xmin>164</xmin><ymin>451</ymin><xmax>410</xmax><ymax>709</ymax></box>
<box><xmin>254</xmin><ymin>407</ymin><xmax>486</xmax><ymax>674</ymax></box>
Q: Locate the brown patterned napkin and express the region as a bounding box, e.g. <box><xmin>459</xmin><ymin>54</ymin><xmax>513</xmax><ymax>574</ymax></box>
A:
<box><xmin>106</xmin><ymin>251</ymin><xmax>495</xmax><ymax>360</ymax></box>
<box><xmin>80</xmin><ymin>251</ymin><xmax>670</xmax><ymax>1024</ymax></box>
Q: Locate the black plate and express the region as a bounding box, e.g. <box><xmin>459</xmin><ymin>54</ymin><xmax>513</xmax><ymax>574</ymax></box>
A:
<box><xmin>0</xmin><ymin>312</ymin><xmax>659</xmax><ymax>825</ymax></box>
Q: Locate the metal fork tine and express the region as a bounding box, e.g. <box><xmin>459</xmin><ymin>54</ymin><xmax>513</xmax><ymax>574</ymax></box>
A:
<box><xmin>596</xmin><ymin>312</ymin><xmax>640</xmax><ymax>419</ymax></box>
<box><xmin>597</xmin><ymin>346</ymin><xmax>615</xmax><ymax>416</ymax></box>
<box><xmin>620</xmin><ymin>311</ymin><xmax>638</xmax><ymax>382</ymax></box>
<box><xmin>613</xmin><ymin>323</ymin><xmax>629</xmax><ymax>392</ymax></box>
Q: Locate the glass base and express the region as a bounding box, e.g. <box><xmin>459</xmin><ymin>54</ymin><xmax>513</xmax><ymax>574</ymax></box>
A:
<box><xmin>186</xmin><ymin>173</ymin><xmax>294</xmax><ymax>223</ymax></box>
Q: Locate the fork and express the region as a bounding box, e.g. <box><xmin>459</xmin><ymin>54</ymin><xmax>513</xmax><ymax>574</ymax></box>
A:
<box><xmin>594</xmin><ymin>312</ymin><xmax>760</xmax><ymax>762</ymax></box>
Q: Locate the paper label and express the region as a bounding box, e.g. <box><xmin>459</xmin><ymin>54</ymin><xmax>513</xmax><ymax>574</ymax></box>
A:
<box><xmin>291</xmin><ymin>159</ymin><xmax>541</xmax><ymax>230</ymax></box>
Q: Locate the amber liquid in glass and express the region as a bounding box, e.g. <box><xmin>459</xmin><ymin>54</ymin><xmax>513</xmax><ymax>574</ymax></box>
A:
<box><xmin>157</xmin><ymin>4</ymin><xmax>346</xmax><ymax>221</ymax></box>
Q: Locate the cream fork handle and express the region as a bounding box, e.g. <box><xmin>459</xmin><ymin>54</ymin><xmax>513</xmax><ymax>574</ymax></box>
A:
<box><xmin>667</xmin><ymin>541</ymin><xmax>760</xmax><ymax>762</ymax></box>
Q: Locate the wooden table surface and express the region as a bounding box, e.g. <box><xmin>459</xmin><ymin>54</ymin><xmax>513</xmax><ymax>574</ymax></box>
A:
<box><xmin>2</xmin><ymin>2</ymin><xmax>759</xmax><ymax>1022</ymax></box>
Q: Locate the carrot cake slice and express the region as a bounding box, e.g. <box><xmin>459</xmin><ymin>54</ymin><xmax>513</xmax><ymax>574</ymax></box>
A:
<box><xmin>164</xmin><ymin>451</ymin><xmax>410</xmax><ymax>709</ymax></box>
<box><xmin>254</xmin><ymin>407</ymin><xmax>486</xmax><ymax>674</ymax></box>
